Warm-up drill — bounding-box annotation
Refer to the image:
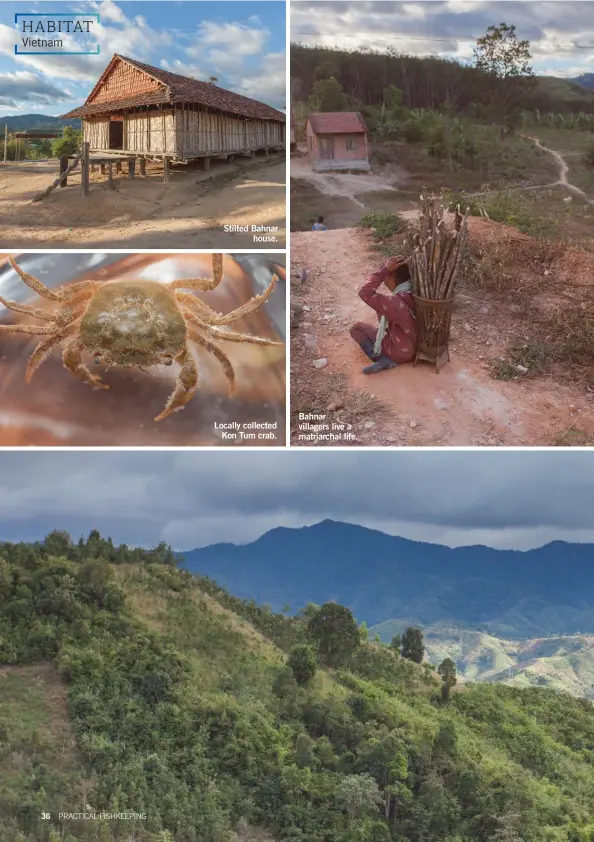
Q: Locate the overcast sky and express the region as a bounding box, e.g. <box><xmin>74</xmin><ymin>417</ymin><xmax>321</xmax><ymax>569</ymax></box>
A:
<box><xmin>0</xmin><ymin>0</ymin><xmax>285</xmax><ymax>116</ymax></box>
<box><xmin>1</xmin><ymin>450</ymin><xmax>594</xmax><ymax>551</ymax></box>
<box><xmin>291</xmin><ymin>1</ymin><xmax>594</xmax><ymax>78</ymax></box>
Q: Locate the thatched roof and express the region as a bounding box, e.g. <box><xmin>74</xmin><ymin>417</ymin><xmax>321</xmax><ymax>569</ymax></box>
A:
<box><xmin>62</xmin><ymin>54</ymin><xmax>285</xmax><ymax>122</ymax></box>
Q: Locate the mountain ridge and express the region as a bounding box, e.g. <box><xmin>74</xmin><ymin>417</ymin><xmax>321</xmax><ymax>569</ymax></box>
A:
<box><xmin>182</xmin><ymin>520</ymin><xmax>594</xmax><ymax>638</ymax></box>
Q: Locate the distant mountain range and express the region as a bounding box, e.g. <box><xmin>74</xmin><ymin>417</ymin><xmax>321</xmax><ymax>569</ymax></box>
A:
<box><xmin>182</xmin><ymin>520</ymin><xmax>594</xmax><ymax>639</ymax></box>
<box><xmin>0</xmin><ymin>114</ymin><xmax>81</xmax><ymax>131</ymax></box>
<box><xmin>570</xmin><ymin>74</ymin><xmax>594</xmax><ymax>89</ymax></box>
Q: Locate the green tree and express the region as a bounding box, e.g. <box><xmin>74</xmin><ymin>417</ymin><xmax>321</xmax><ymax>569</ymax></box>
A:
<box><xmin>390</xmin><ymin>633</ymin><xmax>402</xmax><ymax>654</ymax></box>
<box><xmin>52</xmin><ymin>126</ymin><xmax>81</xmax><ymax>158</ymax></box>
<box><xmin>295</xmin><ymin>733</ymin><xmax>316</xmax><ymax>769</ymax></box>
<box><xmin>308</xmin><ymin>76</ymin><xmax>351</xmax><ymax>112</ymax></box>
<box><xmin>473</xmin><ymin>23</ymin><xmax>535</xmax><ymax>134</ymax></box>
<box><xmin>287</xmin><ymin>644</ymin><xmax>317</xmax><ymax>686</ymax></box>
<box><xmin>335</xmin><ymin>773</ymin><xmax>383</xmax><ymax>821</ymax></box>
<box><xmin>438</xmin><ymin>657</ymin><xmax>457</xmax><ymax>703</ymax></box>
<box><xmin>401</xmin><ymin>627</ymin><xmax>424</xmax><ymax>664</ymax></box>
<box><xmin>308</xmin><ymin>602</ymin><xmax>360</xmax><ymax>667</ymax></box>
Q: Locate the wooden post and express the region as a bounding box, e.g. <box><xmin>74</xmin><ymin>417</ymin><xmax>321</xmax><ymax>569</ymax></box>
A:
<box><xmin>116</xmin><ymin>161</ymin><xmax>122</xmax><ymax>174</ymax></box>
<box><xmin>202</xmin><ymin>157</ymin><xmax>210</xmax><ymax>171</ymax></box>
<box><xmin>3</xmin><ymin>124</ymin><xmax>7</xmax><ymax>163</ymax></box>
<box><xmin>81</xmin><ymin>141</ymin><xmax>90</xmax><ymax>197</ymax></box>
<box><xmin>128</xmin><ymin>157</ymin><xmax>135</xmax><ymax>178</ymax></box>
<box><xmin>59</xmin><ymin>155</ymin><xmax>68</xmax><ymax>188</ymax></box>
<box><xmin>139</xmin><ymin>158</ymin><xmax>146</xmax><ymax>176</ymax></box>
<box><xmin>163</xmin><ymin>156</ymin><xmax>170</xmax><ymax>183</ymax></box>
<box><xmin>31</xmin><ymin>153</ymin><xmax>81</xmax><ymax>202</ymax></box>
<box><xmin>108</xmin><ymin>162</ymin><xmax>114</xmax><ymax>189</ymax></box>
<box><xmin>100</xmin><ymin>162</ymin><xmax>106</xmax><ymax>175</ymax></box>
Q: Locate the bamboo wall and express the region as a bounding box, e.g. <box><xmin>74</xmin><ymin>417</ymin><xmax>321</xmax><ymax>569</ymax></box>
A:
<box><xmin>84</xmin><ymin>118</ymin><xmax>109</xmax><ymax>149</ymax></box>
<box><xmin>83</xmin><ymin>105</ymin><xmax>284</xmax><ymax>159</ymax></box>
<box><xmin>176</xmin><ymin>107</ymin><xmax>284</xmax><ymax>157</ymax></box>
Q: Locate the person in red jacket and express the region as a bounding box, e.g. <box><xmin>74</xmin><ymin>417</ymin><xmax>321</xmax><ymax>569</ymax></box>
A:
<box><xmin>349</xmin><ymin>255</ymin><xmax>417</xmax><ymax>374</ymax></box>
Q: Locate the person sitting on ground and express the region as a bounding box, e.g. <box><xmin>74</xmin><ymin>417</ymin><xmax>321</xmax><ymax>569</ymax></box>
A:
<box><xmin>349</xmin><ymin>254</ymin><xmax>417</xmax><ymax>374</ymax></box>
<box><xmin>311</xmin><ymin>215</ymin><xmax>327</xmax><ymax>231</ymax></box>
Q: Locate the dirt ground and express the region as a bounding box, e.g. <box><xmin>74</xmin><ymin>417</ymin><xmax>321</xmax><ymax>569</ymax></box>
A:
<box><xmin>0</xmin><ymin>153</ymin><xmax>286</xmax><ymax>249</ymax></box>
<box><xmin>290</xmin><ymin>134</ymin><xmax>594</xmax><ymax>250</ymax></box>
<box><xmin>290</xmin><ymin>222</ymin><xmax>594</xmax><ymax>447</ymax></box>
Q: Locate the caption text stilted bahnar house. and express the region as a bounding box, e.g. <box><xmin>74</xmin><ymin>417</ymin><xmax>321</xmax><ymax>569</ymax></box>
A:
<box><xmin>62</xmin><ymin>54</ymin><xmax>286</xmax><ymax>170</ymax></box>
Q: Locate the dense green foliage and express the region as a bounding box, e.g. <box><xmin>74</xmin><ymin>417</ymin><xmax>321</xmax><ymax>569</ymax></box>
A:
<box><xmin>291</xmin><ymin>43</ymin><xmax>594</xmax><ymax>118</ymax></box>
<box><xmin>1</xmin><ymin>533</ymin><xmax>594</xmax><ymax>842</ymax></box>
<box><xmin>52</xmin><ymin>126</ymin><xmax>82</xmax><ymax>158</ymax></box>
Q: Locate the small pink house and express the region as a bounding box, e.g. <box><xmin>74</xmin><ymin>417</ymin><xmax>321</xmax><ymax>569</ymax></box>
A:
<box><xmin>306</xmin><ymin>111</ymin><xmax>370</xmax><ymax>173</ymax></box>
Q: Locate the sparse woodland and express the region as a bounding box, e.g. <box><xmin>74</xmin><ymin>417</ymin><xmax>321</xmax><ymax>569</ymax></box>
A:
<box><xmin>1</xmin><ymin>533</ymin><xmax>594</xmax><ymax>841</ymax></box>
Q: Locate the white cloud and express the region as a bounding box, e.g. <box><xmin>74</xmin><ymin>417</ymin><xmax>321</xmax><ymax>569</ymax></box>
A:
<box><xmin>231</xmin><ymin>51</ymin><xmax>286</xmax><ymax>104</ymax></box>
<box><xmin>191</xmin><ymin>20</ymin><xmax>270</xmax><ymax>58</ymax></box>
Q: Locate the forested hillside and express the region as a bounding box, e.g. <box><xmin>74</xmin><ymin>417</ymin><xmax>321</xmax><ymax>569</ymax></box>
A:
<box><xmin>291</xmin><ymin>44</ymin><xmax>594</xmax><ymax>114</ymax></box>
<box><xmin>1</xmin><ymin>532</ymin><xmax>594</xmax><ymax>842</ymax></box>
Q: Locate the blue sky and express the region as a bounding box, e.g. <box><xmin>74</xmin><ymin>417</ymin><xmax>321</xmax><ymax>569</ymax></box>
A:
<box><xmin>0</xmin><ymin>0</ymin><xmax>286</xmax><ymax>115</ymax></box>
<box><xmin>291</xmin><ymin>1</ymin><xmax>594</xmax><ymax>79</ymax></box>
<box><xmin>0</xmin><ymin>451</ymin><xmax>593</xmax><ymax>551</ymax></box>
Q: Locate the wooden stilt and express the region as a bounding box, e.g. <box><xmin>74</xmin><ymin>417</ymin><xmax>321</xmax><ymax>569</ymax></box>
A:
<box><xmin>100</xmin><ymin>162</ymin><xmax>106</xmax><ymax>175</ymax></box>
<box><xmin>139</xmin><ymin>158</ymin><xmax>146</xmax><ymax>176</ymax></box>
<box><xmin>108</xmin><ymin>162</ymin><xmax>114</xmax><ymax>189</ymax></box>
<box><xmin>81</xmin><ymin>141</ymin><xmax>90</xmax><ymax>197</ymax></box>
<box><xmin>128</xmin><ymin>157</ymin><xmax>135</xmax><ymax>178</ymax></box>
<box><xmin>32</xmin><ymin>154</ymin><xmax>81</xmax><ymax>202</ymax></box>
<box><xmin>163</xmin><ymin>156</ymin><xmax>170</xmax><ymax>183</ymax></box>
<box><xmin>59</xmin><ymin>155</ymin><xmax>68</xmax><ymax>188</ymax></box>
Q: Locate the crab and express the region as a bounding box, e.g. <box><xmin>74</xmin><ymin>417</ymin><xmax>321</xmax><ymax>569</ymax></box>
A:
<box><xmin>0</xmin><ymin>254</ymin><xmax>283</xmax><ymax>421</ymax></box>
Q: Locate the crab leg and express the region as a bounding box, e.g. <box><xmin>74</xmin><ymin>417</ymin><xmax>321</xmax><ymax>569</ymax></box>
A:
<box><xmin>185</xmin><ymin>319</ymin><xmax>235</xmax><ymax>396</ymax></box>
<box><xmin>175</xmin><ymin>292</ymin><xmax>221</xmax><ymax>322</ymax></box>
<box><xmin>204</xmin><ymin>326</ymin><xmax>284</xmax><ymax>347</ymax></box>
<box><xmin>167</xmin><ymin>253</ymin><xmax>224</xmax><ymax>292</ymax></box>
<box><xmin>0</xmin><ymin>324</ymin><xmax>56</xmax><ymax>336</ymax></box>
<box><xmin>63</xmin><ymin>338</ymin><xmax>109</xmax><ymax>391</ymax></box>
<box><xmin>7</xmin><ymin>258</ymin><xmax>66</xmax><ymax>302</ymax></box>
<box><xmin>0</xmin><ymin>295</ymin><xmax>55</xmax><ymax>322</ymax></box>
<box><xmin>26</xmin><ymin>319</ymin><xmax>82</xmax><ymax>383</ymax></box>
<box><xmin>176</xmin><ymin>274</ymin><xmax>278</xmax><ymax>327</ymax></box>
<box><xmin>154</xmin><ymin>347</ymin><xmax>199</xmax><ymax>422</ymax></box>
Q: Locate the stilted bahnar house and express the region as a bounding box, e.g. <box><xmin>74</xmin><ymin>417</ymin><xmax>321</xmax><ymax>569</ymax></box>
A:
<box><xmin>62</xmin><ymin>54</ymin><xmax>286</xmax><ymax>168</ymax></box>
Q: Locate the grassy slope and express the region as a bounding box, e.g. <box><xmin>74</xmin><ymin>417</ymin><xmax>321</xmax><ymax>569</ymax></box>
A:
<box><xmin>2</xmin><ymin>563</ymin><xmax>594</xmax><ymax>841</ymax></box>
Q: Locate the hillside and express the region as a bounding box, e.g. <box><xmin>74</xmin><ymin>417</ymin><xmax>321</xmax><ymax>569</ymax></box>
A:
<box><xmin>183</xmin><ymin>520</ymin><xmax>594</xmax><ymax>637</ymax></box>
<box><xmin>372</xmin><ymin>623</ymin><xmax>594</xmax><ymax>701</ymax></box>
<box><xmin>0</xmin><ymin>114</ymin><xmax>81</xmax><ymax>131</ymax></box>
<box><xmin>291</xmin><ymin>43</ymin><xmax>594</xmax><ymax>114</ymax></box>
<box><xmin>1</xmin><ymin>531</ymin><xmax>594</xmax><ymax>842</ymax></box>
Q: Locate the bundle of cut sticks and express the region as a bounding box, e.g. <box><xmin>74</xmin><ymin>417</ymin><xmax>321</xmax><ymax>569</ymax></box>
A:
<box><xmin>407</xmin><ymin>189</ymin><xmax>469</xmax><ymax>300</ymax></box>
